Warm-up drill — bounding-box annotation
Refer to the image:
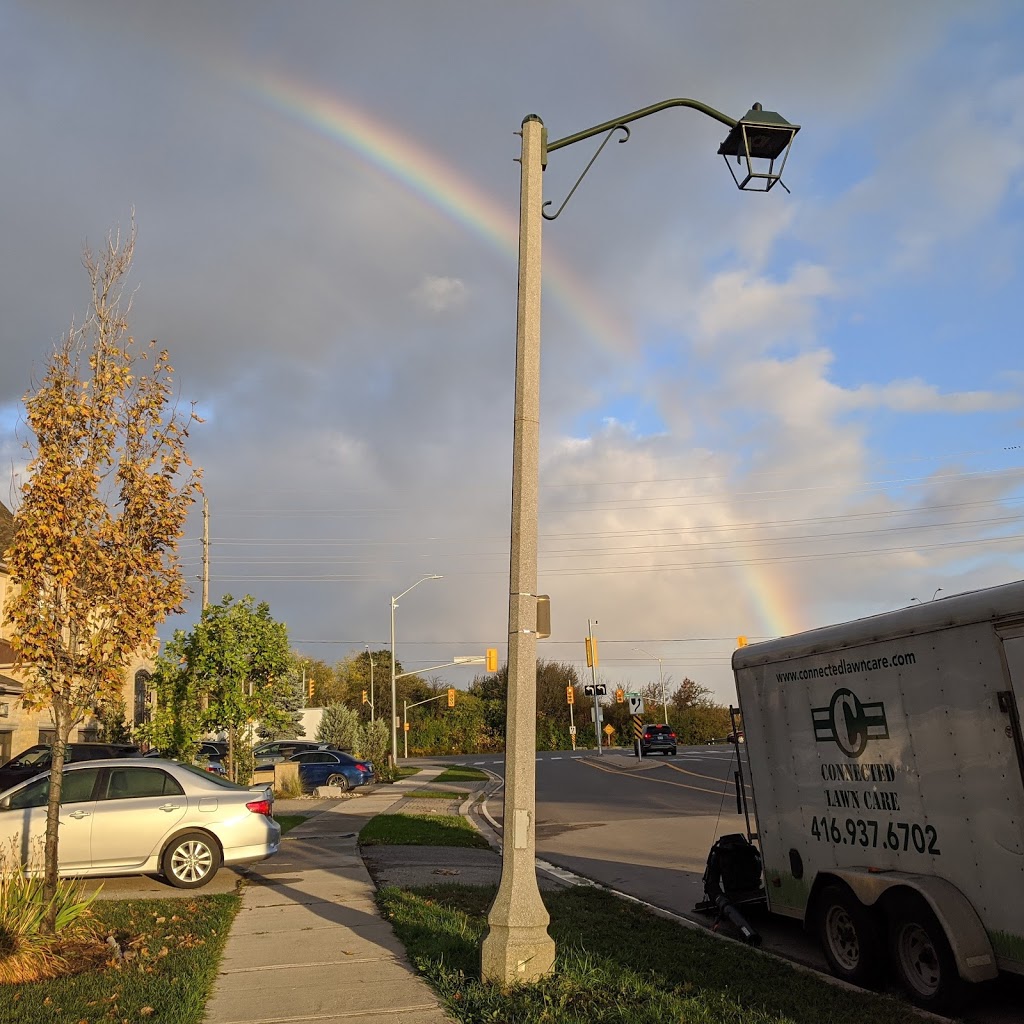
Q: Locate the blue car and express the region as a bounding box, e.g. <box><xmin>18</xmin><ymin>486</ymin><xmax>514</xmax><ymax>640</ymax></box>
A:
<box><xmin>287</xmin><ymin>749</ymin><xmax>374</xmax><ymax>793</ymax></box>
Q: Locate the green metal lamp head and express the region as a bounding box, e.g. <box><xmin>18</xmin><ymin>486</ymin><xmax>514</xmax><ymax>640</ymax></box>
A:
<box><xmin>718</xmin><ymin>102</ymin><xmax>800</xmax><ymax>192</ymax></box>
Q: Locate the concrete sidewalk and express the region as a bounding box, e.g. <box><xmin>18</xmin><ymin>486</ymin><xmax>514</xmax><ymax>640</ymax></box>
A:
<box><xmin>204</xmin><ymin>768</ymin><xmax>454</xmax><ymax>1024</ymax></box>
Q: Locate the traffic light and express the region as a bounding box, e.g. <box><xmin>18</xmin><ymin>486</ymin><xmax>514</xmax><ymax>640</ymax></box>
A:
<box><xmin>447</xmin><ymin>687</ymin><xmax>456</xmax><ymax>708</ymax></box>
<box><xmin>566</xmin><ymin>685</ymin><xmax>575</xmax><ymax>705</ymax></box>
<box><xmin>486</xmin><ymin>647</ymin><xmax>498</xmax><ymax>672</ymax></box>
<box><xmin>308</xmin><ymin>676</ymin><xmax>314</xmax><ymax>700</ymax></box>
<box><xmin>585</xmin><ymin>636</ymin><xmax>599</xmax><ymax>668</ymax></box>
<box><xmin>615</xmin><ymin>688</ymin><xmax>624</xmax><ymax>703</ymax></box>
<box><xmin>361</xmin><ymin>690</ymin><xmax>368</xmax><ymax>705</ymax></box>
<box><xmin>737</xmin><ymin>636</ymin><xmax>748</xmax><ymax>648</ymax></box>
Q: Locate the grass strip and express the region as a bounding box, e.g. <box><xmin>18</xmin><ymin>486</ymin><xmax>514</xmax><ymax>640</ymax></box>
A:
<box><xmin>376</xmin><ymin>884</ymin><xmax>920</xmax><ymax>1024</ymax></box>
<box><xmin>274</xmin><ymin>813</ymin><xmax>308</xmax><ymax>834</ymax></box>
<box><xmin>360</xmin><ymin>813</ymin><xmax>490</xmax><ymax>849</ymax></box>
<box><xmin>435</xmin><ymin>766</ymin><xmax>489</xmax><ymax>783</ymax></box>
<box><xmin>396</xmin><ymin>766</ymin><xmax>423</xmax><ymax>779</ymax></box>
<box><xmin>404</xmin><ymin>790</ymin><xmax>465</xmax><ymax>800</ymax></box>
<box><xmin>7</xmin><ymin>893</ymin><xmax>240</xmax><ymax>1024</ymax></box>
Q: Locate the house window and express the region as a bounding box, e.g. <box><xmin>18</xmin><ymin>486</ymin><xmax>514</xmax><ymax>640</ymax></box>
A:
<box><xmin>38</xmin><ymin>728</ymin><xmax>56</xmax><ymax>745</ymax></box>
<box><xmin>134</xmin><ymin>670</ymin><xmax>152</xmax><ymax>726</ymax></box>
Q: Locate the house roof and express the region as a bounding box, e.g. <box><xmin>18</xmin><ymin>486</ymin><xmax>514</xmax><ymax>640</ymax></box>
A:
<box><xmin>0</xmin><ymin>673</ymin><xmax>22</xmax><ymax>696</ymax></box>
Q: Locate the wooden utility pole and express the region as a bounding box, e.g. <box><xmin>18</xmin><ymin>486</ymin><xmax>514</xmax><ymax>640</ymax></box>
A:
<box><xmin>202</xmin><ymin>495</ymin><xmax>209</xmax><ymax>608</ymax></box>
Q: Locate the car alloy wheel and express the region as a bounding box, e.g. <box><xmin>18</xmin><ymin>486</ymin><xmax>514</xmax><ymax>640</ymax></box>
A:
<box><xmin>326</xmin><ymin>773</ymin><xmax>350</xmax><ymax>791</ymax></box>
<box><xmin>162</xmin><ymin>831</ymin><xmax>221</xmax><ymax>889</ymax></box>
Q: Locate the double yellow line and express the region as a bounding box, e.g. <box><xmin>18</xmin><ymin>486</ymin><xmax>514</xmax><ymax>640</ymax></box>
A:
<box><xmin>580</xmin><ymin>757</ymin><xmax>737</xmax><ymax>799</ymax></box>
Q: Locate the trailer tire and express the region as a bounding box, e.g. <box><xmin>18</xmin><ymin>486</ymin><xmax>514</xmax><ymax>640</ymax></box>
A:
<box><xmin>816</xmin><ymin>884</ymin><xmax>884</xmax><ymax>988</ymax></box>
<box><xmin>887</xmin><ymin>893</ymin><xmax>966</xmax><ymax>1012</ymax></box>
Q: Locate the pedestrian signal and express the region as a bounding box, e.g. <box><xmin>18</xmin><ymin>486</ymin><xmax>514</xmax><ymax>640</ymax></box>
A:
<box><xmin>447</xmin><ymin>687</ymin><xmax>456</xmax><ymax>708</ymax></box>
<box><xmin>615</xmin><ymin>688</ymin><xmax>624</xmax><ymax>703</ymax></box>
<box><xmin>566</xmin><ymin>685</ymin><xmax>575</xmax><ymax>705</ymax></box>
<box><xmin>486</xmin><ymin>647</ymin><xmax>498</xmax><ymax>672</ymax></box>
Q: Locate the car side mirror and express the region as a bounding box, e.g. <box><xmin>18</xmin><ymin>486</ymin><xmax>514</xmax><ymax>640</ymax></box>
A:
<box><xmin>0</xmin><ymin>796</ymin><xmax>10</xmax><ymax>812</ymax></box>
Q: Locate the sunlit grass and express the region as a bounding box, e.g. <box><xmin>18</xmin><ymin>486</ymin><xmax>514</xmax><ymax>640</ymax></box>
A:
<box><xmin>7</xmin><ymin>894</ymin><xmax>239</xmax><ymax>1024</ymax></box>
<box><xmin>359</xmin><ymin>813</ymin><xmax>490</xmax><ymax>849</ymax></box>
<box><xmin>377</xmin><ymin>885</ymin><xmax>922</xmax><ymax>1024</ymax></box>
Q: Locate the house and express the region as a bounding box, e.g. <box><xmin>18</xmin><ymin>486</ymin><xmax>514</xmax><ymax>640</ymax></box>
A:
<box><xmin>0</xmin><ymin>499</ymin><xmax>154</xmax><ymax>763</ymax></box>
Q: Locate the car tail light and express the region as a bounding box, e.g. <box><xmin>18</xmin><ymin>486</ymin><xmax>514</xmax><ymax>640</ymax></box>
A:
<box><xmin>354</xmin><ymin>763</ymin><xmax>368</xmax><ymax>773</ymax></box>
<box><xmin>669</xmin><ymin>732</ymin><xmax>676</xmax><ymax>739</ymax></box>
<box><xmin>246</xmin><ymin>799</ymin><xmax>272</xmax><ymax>816</ymax></box>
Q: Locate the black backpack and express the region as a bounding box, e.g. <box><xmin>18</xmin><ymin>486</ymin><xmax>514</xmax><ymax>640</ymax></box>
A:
<box><xmin>702</xmin><ymin>833</ymin><xmax>763</xmax><ymax>899</ymax></box>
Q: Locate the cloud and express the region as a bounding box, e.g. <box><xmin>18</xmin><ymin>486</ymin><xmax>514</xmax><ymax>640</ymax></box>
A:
<box><xmin>689</xmin><ymin>264</ymin><xmax>838</xmax><ymax>355</ymax></box>
<box><xmin>410</xmin><ymin>275</ymin><xmax>468</xmax><ymax>314</ymax></box>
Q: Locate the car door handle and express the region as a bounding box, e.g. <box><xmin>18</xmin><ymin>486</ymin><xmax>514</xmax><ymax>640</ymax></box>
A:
<box><xmin>68</xmin><ymin>810</ymin><xmax>92</xmax><ymax>819</ymax></box>
<box><xmin>159</xmin><ymin>803</ymin><xmax>183</xmax><ymax>812</ymax></box>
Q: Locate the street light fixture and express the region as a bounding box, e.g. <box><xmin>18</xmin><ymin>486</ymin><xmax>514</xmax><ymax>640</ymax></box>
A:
<box><xmin>390</xmin><ymin>574</ymin><xmax>443</xmax><ymax>762</ymax></box>
<box><xmin>633</xmin><ymin>646</ymin><xmax>668</xmax><ymax>724</ymax></box>
<box><xmin>481</xmin><ymin>97</ymin><xmax>799</xmax><ymax>987</ymax></box>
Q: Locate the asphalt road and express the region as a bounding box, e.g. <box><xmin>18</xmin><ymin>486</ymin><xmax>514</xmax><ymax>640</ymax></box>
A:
<box><xmin>413</xmin><ymin>745</ymin><xmax>1024</xmax><ymax>1024</ymax></box>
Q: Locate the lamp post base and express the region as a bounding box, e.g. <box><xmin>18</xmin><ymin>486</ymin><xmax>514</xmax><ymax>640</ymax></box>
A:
<box><xmin>480</xmin><ymin>921</ymin><xmax>555</xmax><ymax>985</ymax></box>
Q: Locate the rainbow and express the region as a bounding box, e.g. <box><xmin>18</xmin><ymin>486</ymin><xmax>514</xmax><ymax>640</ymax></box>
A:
<box><xmin>237</xmin><ymin>70</ymin><xmax>804</xmax><ymax>640</ymax></box>
<box><xmin>242</xmin><ymin>70</ymin><xmax>637</xmax><ymax>357</ymax></box>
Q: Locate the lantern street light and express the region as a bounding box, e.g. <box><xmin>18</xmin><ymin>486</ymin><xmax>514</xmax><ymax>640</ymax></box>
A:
<box><xmin>480</xmin><ymin>98</ymin><xmax>799</xmax><ymax>987</ymax></box>
<box><xmin>390</xmin><ymin>574</ymin><xmax>443</xmax><ymax>762</ymax></box>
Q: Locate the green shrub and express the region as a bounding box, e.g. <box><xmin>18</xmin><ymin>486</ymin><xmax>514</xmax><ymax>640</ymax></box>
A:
<box><xmin>0</xmin><ymin>839</ymin><xmax>100</xmax><ymax>983</ymax></box>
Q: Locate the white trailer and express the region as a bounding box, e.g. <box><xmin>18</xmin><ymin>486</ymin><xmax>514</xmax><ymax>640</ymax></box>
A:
<box><xmin>731</xmin><ymin>579</ymin><xmax>1024</xmax><ymax>1010</ymax></box>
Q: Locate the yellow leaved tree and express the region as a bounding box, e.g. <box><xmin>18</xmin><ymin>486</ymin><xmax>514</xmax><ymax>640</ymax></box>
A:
<box><xmin>3</xmin><ymin>224</ymin><xmax>201</xmax><ymax>928</ymax></box>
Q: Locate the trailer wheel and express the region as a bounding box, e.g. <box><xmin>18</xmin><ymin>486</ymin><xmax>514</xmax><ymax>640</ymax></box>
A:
<box><xmin>816</xmin><ymin>884</ymin><xmax>884</xmax><ymax>988</ymax></box>
<box><xmin>888</xmin><ymin>893</ymin><xmax>966</xmax><ymax>1011</ymax></box>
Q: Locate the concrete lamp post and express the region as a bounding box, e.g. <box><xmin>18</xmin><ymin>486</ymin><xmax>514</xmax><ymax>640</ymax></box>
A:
<box><xmin>390</xmin><ymin>574</ymin><xmax>443</xmax><ymax>762</ymax></box>
<box><xmin>480</xmin><ymin>98</ymin><xmax>799</xmax><ymax>987</ymax></box>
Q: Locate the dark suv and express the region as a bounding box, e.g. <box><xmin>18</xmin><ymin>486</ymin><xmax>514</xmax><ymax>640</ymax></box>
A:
<box><xmin>639</xmin><ymin>724</ymin><xmax>677</xmax><ymax>756</ymax></box>
<box><xmin>0</xmin><ymin>742</ymin><xmax>140</xmax><ymax>793</ymax></box>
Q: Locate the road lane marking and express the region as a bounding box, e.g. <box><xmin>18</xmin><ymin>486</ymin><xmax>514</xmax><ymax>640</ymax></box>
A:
<box><xmin>664</xmin><ymin>761</ymin><xmax>752</xmax><ymax>789</ymax></box>
<box><xmin>579</xmin><ymin>757</ymin><xmax>731</xmax><ymax>798</ymax></box>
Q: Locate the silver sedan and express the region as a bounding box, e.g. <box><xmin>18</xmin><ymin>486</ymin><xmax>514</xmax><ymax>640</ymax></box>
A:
<box><xmin>0</xmin><ymin>757</ymin><xmax>280</xmax><ymax>888</ymax></box>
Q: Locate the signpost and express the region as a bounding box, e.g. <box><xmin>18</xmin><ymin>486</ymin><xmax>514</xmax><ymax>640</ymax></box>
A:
<box><xmin>584</xmin><ymin>683</ymin><xmax>607</xmax><ymax>756</ymax></box>
<box><xmin>627</xmin><ymin>694</ymin><xmax>645</xmax><ymax>758</ymax></box>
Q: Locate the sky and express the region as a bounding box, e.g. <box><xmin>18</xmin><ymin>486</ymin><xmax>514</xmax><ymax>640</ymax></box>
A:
<box><xmin>1</xmin><ymin>1</ymin><xmax>1023</xmax><ymax>706</ymax></box>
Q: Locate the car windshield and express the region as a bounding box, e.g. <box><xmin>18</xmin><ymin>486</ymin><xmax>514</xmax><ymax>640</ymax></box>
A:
<box><xmin>8</xmin><ymin>747</ymin><xmax>51</xmax><ymax>768</ymax></box>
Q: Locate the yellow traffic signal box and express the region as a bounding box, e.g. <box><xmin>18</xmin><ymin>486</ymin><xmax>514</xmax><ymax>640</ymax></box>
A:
<box><xmin>585</xmin><ymin>636</ymin><xmax>599</xmax><ymax>668</ymax></box>
<box><xmin>486</xmin><ymin>647</ymin><xmax>498</xmax><ymax>672</ymax></box>
<box><xmin>566</xmin><ymin>685</ymin><xmax>575</xmax><ymax>705</ymax></box>
<box><xmin>447</xmin><ymin>687</ymin><xmax>456</xmax><ymax>707</ymax></box>
<box><xmin>615</xmin><ymin>688</ymin><xmax>624</xmax><ymax>703</ymax></box>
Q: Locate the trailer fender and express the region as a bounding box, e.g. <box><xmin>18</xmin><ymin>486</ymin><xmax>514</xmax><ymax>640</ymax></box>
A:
<box><xmin>821</xmin><ymin>870</ymin><xmax>997</xmax><ymax>983</ymax></box>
